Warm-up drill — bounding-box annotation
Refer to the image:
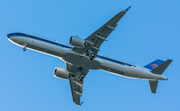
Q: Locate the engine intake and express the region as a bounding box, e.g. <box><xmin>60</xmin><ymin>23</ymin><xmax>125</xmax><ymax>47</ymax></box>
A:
<box><xmin>69</xmin><ymin>36</ymin><xmax>86</xmax><ymax>48</ymax></box>
<box><xmin>54</xmin><ymin>67</ymin><xmax>70</xmax><ymax>79</ymax></box>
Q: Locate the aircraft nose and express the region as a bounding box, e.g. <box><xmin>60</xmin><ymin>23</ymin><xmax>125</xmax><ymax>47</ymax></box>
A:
<box><xmin>7</xmin><ymin>34</ymin><xmax>12</xmax><ymax>40</ymax></box>
<box><xmin>8</xmin><ymin>36</ymin><xmax>15</xmax><ymax>41</ymax></box>
<box><xmin>7</xmin><ymin>36</ymin><xmax>19</xmax><ymax>43</ymax></box>
<box><xmin>7</xmin><ymin>33</ymin><xmax>13</xmax><ymax>38</ymax></box>
<box><xmin>7</xmin><ymin>33</ymin><xmax>16</xmax><ymax>40</ymax></box>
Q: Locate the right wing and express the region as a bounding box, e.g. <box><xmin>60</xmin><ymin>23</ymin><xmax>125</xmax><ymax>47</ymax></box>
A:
<box><xmin>72</xmin><ymin>6</ymin><xmax>131</xmax><ymax>57</ymax></box>
<box><xmin>66</xmin><ymin>62</ymin><xmax>89</xmax><ymax>105</ymax></box>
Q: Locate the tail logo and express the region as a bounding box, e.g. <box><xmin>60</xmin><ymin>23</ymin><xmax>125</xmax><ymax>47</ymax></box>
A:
<box><xmin>151</xmin><ymin>64</ymin><xmax>158</xmax><ymax>69</ymax></box>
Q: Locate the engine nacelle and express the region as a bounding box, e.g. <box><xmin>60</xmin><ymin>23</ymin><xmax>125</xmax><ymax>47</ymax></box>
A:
<box><xmin>69</xmin><ymin>36</ymin><xmax>86</xmax><ymax>48</ymax></box>
<box><xmin>54</xmin><ymin>67</ymin><xmax>70</xmax><ymax>79</ymax></box>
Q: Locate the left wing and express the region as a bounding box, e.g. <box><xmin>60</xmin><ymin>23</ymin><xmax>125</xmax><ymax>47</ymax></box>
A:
<box><xmin>73</xmin><ymin>6</ymin><xmax>131</xmax><ymax>57</ymax></box>
<box><xmin>66</xmin><ymin>62</ymin><xmax>89</xmax><ymax>105</ymax></box>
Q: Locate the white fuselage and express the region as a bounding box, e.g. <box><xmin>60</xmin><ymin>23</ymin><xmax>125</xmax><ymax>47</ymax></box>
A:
<box><xmin>7</xmin><ymin>33</ymin><xmax>167</xmax><ymax>81</ymax></box>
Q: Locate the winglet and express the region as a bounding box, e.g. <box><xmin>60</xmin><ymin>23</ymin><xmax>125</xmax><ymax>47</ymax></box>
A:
<box><xmin>125</xmin><ymin>6</ymin><xmax>131</xmax><ymax>11</ymax></box>
<box><xmin>80</xmin><ymin>102</ymin><xmax>84</xmax><ymax>106</ymax></box>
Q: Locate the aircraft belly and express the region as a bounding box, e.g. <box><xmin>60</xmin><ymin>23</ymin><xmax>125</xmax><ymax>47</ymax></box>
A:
<box><xmin>63</xmin><ymin>53</ymin><xmax>100</xmax><ymax>70</ymax></box>
<box><xmin>31</xmin><ymin>39</ymin><xmax>65</xmax><ymax>56</ymax></box>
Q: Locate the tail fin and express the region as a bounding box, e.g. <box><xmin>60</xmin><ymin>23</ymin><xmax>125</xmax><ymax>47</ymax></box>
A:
<box><xmin>144</xmin><ymin>59</ymin><xmax>164</xmax><ymax>70</ymax></box>
<box><xmin>148</xmin><ymin>80</ymin><xmax>158</xmax><ymax>93</ymax></box>
<box><xmin>146</xmin><ymin>59</ymin><xmax>173</xmax><ymax>93</ymax></box>
<box><xmin>151</xmin><ymin>59</ymin><xmax>173</xmax><ymax>75</ymax></box>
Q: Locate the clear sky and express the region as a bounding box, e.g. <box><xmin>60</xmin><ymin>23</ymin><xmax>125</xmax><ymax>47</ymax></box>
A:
<box><xmin>1</xmin><ymin>0</ymin><xmax>180</xmax><ymax>111</ymax></box>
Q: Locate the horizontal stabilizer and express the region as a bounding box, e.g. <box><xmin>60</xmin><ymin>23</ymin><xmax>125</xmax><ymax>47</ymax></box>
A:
<box><xmin>151</xmin><ymin>59</ymin><xmax>173</xmax><ymax>75</ymax></box>
<box><xmin>148</xmin><ymin>80</ymin><xmax>158</xmax><ymax>94</ymax></box>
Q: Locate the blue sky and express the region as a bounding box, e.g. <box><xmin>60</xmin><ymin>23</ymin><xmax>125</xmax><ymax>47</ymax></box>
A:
<box><xmin>1</xmin><ymin>0</ymin><xmax>180</xmax><ymax>111</ymax></box>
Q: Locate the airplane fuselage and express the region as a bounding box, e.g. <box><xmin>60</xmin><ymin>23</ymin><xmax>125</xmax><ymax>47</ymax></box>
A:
<box><xmin>7</xmin><ymin>32</ymin><xmax>168</xmax><ymax>81</ymax></box>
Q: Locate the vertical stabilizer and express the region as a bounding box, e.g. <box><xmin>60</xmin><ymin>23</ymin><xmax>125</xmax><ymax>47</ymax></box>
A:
<box><xmin>148</xmin><ymin>80</ymin><xmax>158</xmax><ymax>94</ymax></box>
<box><xmin>151</xmin><ymin>59</ymin><xmax>173</xmax><ymax>75</ymax></box>
<box><xmin>144</xmin><ymin>59</ymin><xmax>164</xmax><ymax>70</ymax></box>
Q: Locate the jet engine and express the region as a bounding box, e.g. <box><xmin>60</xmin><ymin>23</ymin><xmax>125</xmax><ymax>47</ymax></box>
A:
<box><xmin>69</xmin><ymin>36</ymin><xmax>86</xmax><ymax>48</ymax></box>
<box><xmin>54</xmin><ymin>67</ymin><xmax>70</xmax><ymax>79</ymax></box>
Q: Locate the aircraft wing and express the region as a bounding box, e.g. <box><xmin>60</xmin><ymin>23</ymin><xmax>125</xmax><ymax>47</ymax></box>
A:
<box><xmin>73</xmin><ymin>6</ymin><xmax>131</xmax><ymax>56</ymax></box>
<box><xmin>66</xmin><ymin>62</ymin><xmax>89</xmax><ymax>105</ymax></box>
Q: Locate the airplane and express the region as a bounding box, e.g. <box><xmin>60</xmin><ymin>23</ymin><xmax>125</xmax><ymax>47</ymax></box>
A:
<box><xmin>7</xmin><ymin>6</ymin><xmax>172</xmax><ymax>106</ymax></box>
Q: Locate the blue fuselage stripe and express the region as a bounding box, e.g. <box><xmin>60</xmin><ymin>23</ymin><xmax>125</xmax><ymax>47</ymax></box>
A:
<box><xmin>7</xmin><ymin>33</ymin><xmax>72</xmax><ymax>49</ymax></box>
<box><xmin>7</xmin><ymin>33</ymin><xmax>135</xmax><ymax>67</ymax></box>
<box><xmin>96</xmin><ymin>55</ymin><xmax>134</xmax><ymax>66</ymax></box>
